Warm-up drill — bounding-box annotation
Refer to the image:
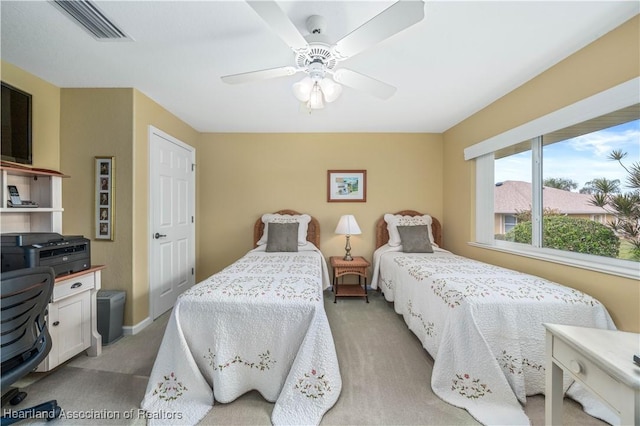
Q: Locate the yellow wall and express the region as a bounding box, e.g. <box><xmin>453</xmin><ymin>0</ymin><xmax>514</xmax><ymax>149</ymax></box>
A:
<box><xmin>0</xmin><ymin>61</ymin><xmax>60</xmax><ymax>170</ymax></box>
<box><xmin>443</xmin><ymin>15</ymin><xmax>640</xmax><ymax>332</ymax></box>
<box><xmin>2</xmin><ymin>15</ymin><xmax>637</xmax><ymax>332</ymax></box>
<box><xmin>131</xmin><ymin>90</ymin><xmax>201</xmax><ymax>325</ymax></box>
<box><xmin>197</xmin><ymin>133</ymin><xmax>443</xmax><ymax>280</ymax></box>
<box><xmin>59</xmin><ymin>88</ymin><xmax>200</xmax><ymax>326</ymax></box>
<box><xmin>60</xmin><ymin>88</ymin><xmax>135</xmax><ymax>323</ymax></box>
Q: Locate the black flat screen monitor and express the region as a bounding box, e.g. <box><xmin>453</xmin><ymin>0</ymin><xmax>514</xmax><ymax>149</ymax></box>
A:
<box><xmin>1</xmin><ymin>82</ymin><xmax>33</xmax><ymax>165</ymax></box>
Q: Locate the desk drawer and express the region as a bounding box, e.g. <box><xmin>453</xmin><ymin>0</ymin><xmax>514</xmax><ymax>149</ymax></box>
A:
<box><xmin>553</xmin><ymin>337</ymin><xmax>623</xmax><ymax>413</ymax></box>
<box><xmin>53</xmin><ymin>274</ymin><xmax>95</xmax><ymax>301</ymax></box>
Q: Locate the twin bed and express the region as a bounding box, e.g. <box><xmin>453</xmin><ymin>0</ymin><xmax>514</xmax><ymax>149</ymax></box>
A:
<box><xmin>141</xmin><ymin>208</ymin><xmax>618</xmax><ymax>426</ymax></box>
<box><xmin>371</xmin><ymin>210</ymin><xmax>618</xmax><ymax>425</ymax></box>
<box><xmin>141</xmin><ymin>210</ymin><xmax>341</xmax><ymax>425</ymax></box>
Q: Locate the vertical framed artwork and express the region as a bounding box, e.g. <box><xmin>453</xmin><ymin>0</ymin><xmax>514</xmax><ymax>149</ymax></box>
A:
<box><xmin>95</xmin><ymin>156</ymin><xmax>115</xmax><ymax>240</ymax></box>
<box><xmin>327</xmin><ymin>170</ymin><xmax>367</xmax><ymax>202</ymax></box>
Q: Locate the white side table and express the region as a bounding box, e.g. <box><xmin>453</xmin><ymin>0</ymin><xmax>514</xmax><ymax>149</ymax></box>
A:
<box><xmin>544</xmin><ymin>323</ymin><xmax>640</xmax><ymax>425</ymax></box>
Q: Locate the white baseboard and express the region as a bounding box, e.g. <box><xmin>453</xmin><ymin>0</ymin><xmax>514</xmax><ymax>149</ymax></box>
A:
<box><xmin>123</xmin><ymin>316</ymin><xmax>152</xmax><ymax>336</ymax></box>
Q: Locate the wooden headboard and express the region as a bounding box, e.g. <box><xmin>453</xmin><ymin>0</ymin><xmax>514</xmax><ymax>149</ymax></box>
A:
<box><xmin>375</xmin><ymin>210</ymin><xmax>442</xmax><ymax>249</ymax></box>
<box><xmin>253</xmin><ymin>209</ymin><xmax>321</xmax><ymax>248</ymax></box>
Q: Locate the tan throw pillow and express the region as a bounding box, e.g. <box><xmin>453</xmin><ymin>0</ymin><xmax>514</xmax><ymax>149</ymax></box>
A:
<box><xmin>397</xmin><ymin>225</ymin><xmax>433</xmax><ymax>253</ymax></box>
<box><xmin>266</xmin><ymin>222</ymin><xmax>299</xmax><ymax>252</ymax></box>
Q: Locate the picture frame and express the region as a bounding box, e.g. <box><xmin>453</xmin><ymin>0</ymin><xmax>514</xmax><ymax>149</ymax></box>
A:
<box><xmin>95</xmin><ymin>156</ymin><xmax>115</xmax><ymax>240</ymax></box>
<box><xmin>327</xmin><ymin>170</ymin><xmax>367</xmax><ymax>202</ymax></box>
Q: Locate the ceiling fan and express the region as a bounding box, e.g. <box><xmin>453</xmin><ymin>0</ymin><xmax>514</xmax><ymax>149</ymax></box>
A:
<box><xmin>221</xmin><ymin>0</ymin><xmax>425</xmax><ymax>110</ymax></box>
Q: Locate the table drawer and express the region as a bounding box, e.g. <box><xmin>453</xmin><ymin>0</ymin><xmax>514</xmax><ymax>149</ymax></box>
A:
<box><xmin>553</xmin><ymin>337</ymin><xmax>623</xmax><ymax>413</ymax></box>
<box><xmin>53</xmin><ymin>273</ymin><xmax>95</xmax><ymax>301</ymax></box>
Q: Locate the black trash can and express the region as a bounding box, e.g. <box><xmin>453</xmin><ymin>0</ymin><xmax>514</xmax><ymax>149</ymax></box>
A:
<box><xmin>97</xmin><ymin>290</ymin><xmax>126</xmax><ymax>345</ymax></box>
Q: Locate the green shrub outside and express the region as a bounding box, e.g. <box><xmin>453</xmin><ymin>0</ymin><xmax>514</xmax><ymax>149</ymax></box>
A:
<box><xmin>505</xmin><ymin>216</ymin><xmax>620</xmax><ymax>258</ymax></box>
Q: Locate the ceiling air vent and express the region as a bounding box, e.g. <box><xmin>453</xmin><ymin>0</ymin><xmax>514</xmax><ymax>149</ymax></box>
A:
<box><xmin>51</xmin><ymin>0</ymin><xmax>131</xmax><ymax>41</ymax></box>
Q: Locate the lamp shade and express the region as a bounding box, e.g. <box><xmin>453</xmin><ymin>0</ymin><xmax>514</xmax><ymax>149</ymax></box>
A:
<box><xmin>292</xmin><ymin>76</ymin><xmax>342</xmax><ymax>109</ymax></box>
<box><xmin>308</xmin><ymin>82</ymin><xmax>324</xmax><ymax>109</ymax></box>
<box><xmin>335</xmin><ymin>215</ymin><xmax>362</xmax><ymax>235</ymax></box>
<box><xmin>319</xmin><ymin>78</ymin><xmax>343</xmax><ymax>103</ymax></box>
<box><xmin>292</xmin><ymin>77</ymin><xmax>313</xmax><ymax>102</ymax></box>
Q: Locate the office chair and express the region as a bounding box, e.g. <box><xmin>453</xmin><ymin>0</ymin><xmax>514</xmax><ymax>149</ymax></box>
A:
<box><xmin>1</xmin><ymin>266</ymin><xmax>61</xmax><ymax>425</ymax></box>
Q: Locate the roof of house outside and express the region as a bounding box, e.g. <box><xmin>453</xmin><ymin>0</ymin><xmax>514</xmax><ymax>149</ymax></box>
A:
<box><xmin>494</xmin><ymin>180</ymin><xmax>609</xmax><ymax>215</ymax></box>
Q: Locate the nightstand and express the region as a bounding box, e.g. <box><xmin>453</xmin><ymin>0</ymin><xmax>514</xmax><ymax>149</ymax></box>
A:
<box><xmin>544</xmin><ymin>323</ymin><xmax>640</xmax><ymax>425</ymax></box>
<box><xmin>330</xmin><ymin>256</ymin><xmax>370</xmax><ymax>303</ymax></box>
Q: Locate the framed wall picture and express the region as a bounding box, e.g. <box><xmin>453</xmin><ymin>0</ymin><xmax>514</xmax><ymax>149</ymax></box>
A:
<box><xmin>327</xmin><ymin>170</ymin><xmax>367</xmax><ymax>202</ymax></box>
<box><xmin>95</xmin><ymin>156</ymin><xmax>115</xmax><ymax>240</ymax></box>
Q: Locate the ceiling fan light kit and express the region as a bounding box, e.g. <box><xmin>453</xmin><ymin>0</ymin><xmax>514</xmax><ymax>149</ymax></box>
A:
<box><xmin>319</xmin><ymin>78</ymin><xmax>343</xmax><ymax>102</ymax></box>
<box><xmin>309</xmin><ymin>83</ymin><xmax>324</xmax><ymax>110</ymax></box>
<box><xmin>222</xmin><ymin>0</ymin><xmax>425</xmax><ymax>112</ymax></box>
<box><xmin>293</xmin><ymin>68</ymin><xmax>343</xmax><ymax>111</ymax></box>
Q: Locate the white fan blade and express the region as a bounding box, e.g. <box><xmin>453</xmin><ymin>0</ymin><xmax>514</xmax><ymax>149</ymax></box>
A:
<box><xmin>247</xmin><ymin>1</ymin><xmax>309</xmax><ymax>52</ymax></box>
<box><xmin>333</xmin><ymin>68</ymin><xmax>396</xmax><ymax>100</ymax></box>
<box><xmin>333</xmin><ymin>0</ymin><xmax>425</xmax><ymax>60</ymax></box>
<box><xmin>221</xmin><ymin>66</ymin><xmax>299</xmax><ymax>84</ymax></box>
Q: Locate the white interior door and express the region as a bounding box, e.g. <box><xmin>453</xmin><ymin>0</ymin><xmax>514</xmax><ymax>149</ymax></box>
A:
<box><xmin>149</xmin><ymin>126</ymin><xmax>195</xmax><ymax>319</ymax></box>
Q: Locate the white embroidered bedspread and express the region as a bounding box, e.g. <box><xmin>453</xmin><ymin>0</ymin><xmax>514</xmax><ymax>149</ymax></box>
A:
<box><xmin>141</xmin><ymin>244</ymin><xmax>341</xmax><ymax>425</ymax></box>
<box><xmin>372</xmin><ymin>245</ymin><xmax>618</xmax><ymax>426</ymax></box>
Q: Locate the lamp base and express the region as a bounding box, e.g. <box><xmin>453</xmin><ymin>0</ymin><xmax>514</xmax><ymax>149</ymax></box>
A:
<box><xmin>343</xmin><ymin>235</ymin><xmax>353</xmax><ymax>261</ymax></box>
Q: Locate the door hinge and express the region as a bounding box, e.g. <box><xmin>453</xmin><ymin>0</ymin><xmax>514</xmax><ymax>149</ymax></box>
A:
<box><xmin>192</xmin><ymin>163</ymin><xmax>195</xmax><ymax>172</ymax></box>
<box><xmin>191</xmin><ymin>216</ymin><xmax>194</xmax><ymax>223</ymax></box>
<box><xmin>191</xmin><ymin>267</ymin><xmax>194</xmax><ymax>275</ymax></box>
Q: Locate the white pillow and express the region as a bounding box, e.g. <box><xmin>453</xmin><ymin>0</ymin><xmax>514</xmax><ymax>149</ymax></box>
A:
<box><xmin>257</xmin><ymin>213</ymin><xmax>311</xmax><ymax>246</ymax></box>
<box><xmin>384</xmin><ymin>213</ymin><xmax>438</xmax><ymax>247</ymax></box>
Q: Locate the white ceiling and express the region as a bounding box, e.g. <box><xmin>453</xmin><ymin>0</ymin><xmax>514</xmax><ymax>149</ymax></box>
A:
<box><xmin>1</xmin><ymin>1</ymin><xmax>638</xmax><ymax>133</ymax></box>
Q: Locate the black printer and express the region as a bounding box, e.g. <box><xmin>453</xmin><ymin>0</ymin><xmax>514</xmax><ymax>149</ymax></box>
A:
<box><xmin>1</xmin><ymin>232</ymin><xmax>91</xmax><ymax>277</ymax></box>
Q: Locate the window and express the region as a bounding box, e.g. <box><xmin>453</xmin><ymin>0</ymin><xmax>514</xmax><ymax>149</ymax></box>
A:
<box><xmin>466</xmin><ymin>78</ymin><xmax>639</xmax><ymax>279</ymax></box>
<box><xmin>503</xmin><ymin>215</ymin><xmax>518</xmax><ymax>234</ymax></box>
<box><xmin>494</xmin><ymin>146</ymin><xmax>531</xmax><ymax>239</ymax></box>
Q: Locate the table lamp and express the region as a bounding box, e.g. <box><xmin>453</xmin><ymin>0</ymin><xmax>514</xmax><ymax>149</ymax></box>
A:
<box><xmin>335</xmin><ymin>215</ymin><xmax>361</xmax><ymax>261</ymax></box>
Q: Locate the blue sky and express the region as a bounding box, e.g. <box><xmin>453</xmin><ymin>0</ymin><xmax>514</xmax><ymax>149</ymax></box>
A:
<box><xmin>496</xmin><ymin>119</ymin><xmax>640</xmax><ymax>191</ymax></box>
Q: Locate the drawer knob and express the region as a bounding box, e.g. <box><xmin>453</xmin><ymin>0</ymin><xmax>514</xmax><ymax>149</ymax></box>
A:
<box><xmin>569</xmin><ymin>360</ymin><xmax>582</xmax><ymax>374</ymax></box>
<box><xmin>52</xmin><ymin>321</ymin><xmax>60</xmax><ymax>327</ymax></box>
<box><xmin>71</xmin><ymin>282</ymin><xmax>83</xmax><ymax>289</ymax></box>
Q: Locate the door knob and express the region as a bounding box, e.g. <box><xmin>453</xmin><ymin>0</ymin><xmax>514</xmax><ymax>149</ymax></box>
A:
<box><xmin>154</xmin><ymin>233</ymin><xmax>167</xmax><ymax>239</ymax></box>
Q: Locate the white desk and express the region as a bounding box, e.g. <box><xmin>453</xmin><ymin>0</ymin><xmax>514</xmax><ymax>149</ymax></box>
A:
<box><xmin>36</xmin><ymin>266</ymin><xmax>104</xmax><ymax>372</ymax></box>
<box><xmin>545</xmin><ymin>324</ymin><xmax>640</xmax><ymax>425</ymax></box>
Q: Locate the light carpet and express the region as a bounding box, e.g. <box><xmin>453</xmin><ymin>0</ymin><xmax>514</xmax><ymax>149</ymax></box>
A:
<box><xmin>4</xmin><ymin>290</ymin><xmax>607</xmax><ymax>425</ymax></box>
